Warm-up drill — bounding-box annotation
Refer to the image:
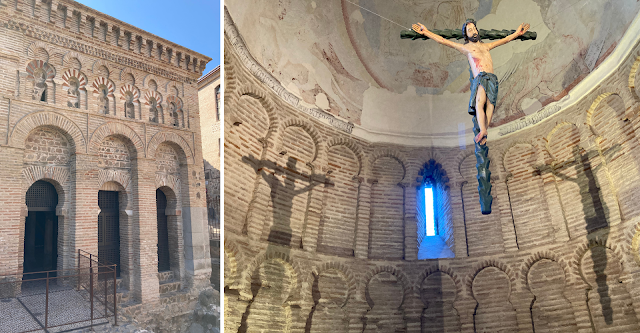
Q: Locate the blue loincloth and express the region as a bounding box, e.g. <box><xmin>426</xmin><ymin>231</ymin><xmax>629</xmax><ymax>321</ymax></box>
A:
<box><xmin>468</xmin><ymin>70</ymin><xmax>499</xmax><ymax>116</ymax></box>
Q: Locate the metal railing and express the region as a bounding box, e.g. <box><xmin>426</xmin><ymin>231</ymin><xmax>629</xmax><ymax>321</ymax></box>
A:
<box><xmin>0</xmin><ymin>249</ymin><xmax>117</xmax><ymax>332</ymax></box>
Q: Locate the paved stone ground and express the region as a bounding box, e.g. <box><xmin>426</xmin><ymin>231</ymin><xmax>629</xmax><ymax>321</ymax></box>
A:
<box><xmin>0</xmin><ymin>281</ymin><xmax>109</xmax><ymax>333</ymax></box>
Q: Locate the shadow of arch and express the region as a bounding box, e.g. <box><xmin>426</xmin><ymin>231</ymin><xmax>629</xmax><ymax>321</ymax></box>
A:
<box><xmin>240</xmin><ymin>249</ymin><xmax>304</xmax><ymax>303</ymax></box>
<box><xmin>238</xmin><ymin>256</ymin><xmax>300</xmax><ymax>333</ymax></box>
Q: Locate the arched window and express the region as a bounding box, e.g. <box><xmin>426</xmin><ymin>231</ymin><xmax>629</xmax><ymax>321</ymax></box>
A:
<box><xmin>417</xmin><ymin>159</ymin><xmax>454</xmax><ymax>259</ymax></box>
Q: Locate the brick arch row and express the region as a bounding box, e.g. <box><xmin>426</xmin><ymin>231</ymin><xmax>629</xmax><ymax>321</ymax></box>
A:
<box><xmin>10</xmin><ymin>112</ymin><xmax>194</xmax><ymax>165</ymax></box>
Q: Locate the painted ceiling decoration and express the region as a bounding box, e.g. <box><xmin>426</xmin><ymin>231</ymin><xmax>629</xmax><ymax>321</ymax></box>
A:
<box><xmin>226</xmin><ymin>0</ymin><xmax>640</xmax><ymax>141</ymax></box>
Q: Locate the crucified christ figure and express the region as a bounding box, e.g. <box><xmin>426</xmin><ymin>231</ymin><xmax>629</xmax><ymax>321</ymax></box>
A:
<box><xmin>412</xmin><ymin>19</ymin><xmax>530</xmax><ymax>145</ymax></box>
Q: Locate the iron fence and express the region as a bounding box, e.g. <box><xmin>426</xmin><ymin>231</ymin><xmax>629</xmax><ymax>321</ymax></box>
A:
<box><xmin>0</xmin><ymin>249</ymin><xmax>117</xmax><ymax>333</ymax></box>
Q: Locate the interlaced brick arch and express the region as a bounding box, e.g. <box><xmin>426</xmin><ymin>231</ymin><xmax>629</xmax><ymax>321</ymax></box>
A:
<box><xmin>98</xmin><ymin>170</ymin><xmax>133</xmax><ymax>209</ymax></box>
<box><xmin>25</xmin><ymin>41</ymin><xmax>52</xmax><ymax>62</ymax></box>
<box><xmin>572</xmin><ymin>237</ymin><xmax>627</xmax><ymax>289</ymax></box>
<box><xmin>166</xmin><ymin>95</ymin><xmax>183</xmax><ymax>110</ymax></box>
<box><xmin>22</xmin><ymin>166</ymin><xmax>70</xmax><ymax>191</ymax></box>
<box><xmin>310</xmin><ymin>261</ymin><xmax>358</xmax><ymax>308</ymax></box>
<box><xmin>416</xmin><ymin>264</ymin><xmax>464</xmax><ymax>302</ymax></box>
<box><xmin>240</xmin><ymin>249</ymin><xmax>305</xmax><ymax>303</ymax></box>
<box><xmin>367</xmin><ymin>148</ymin><xmax>408</xmax><ymax>181</ymax></box>
<box><xmin>147</xmin><ymin>131</ymin><xmax>194</xmax><ymax>165</ymax></box>
<box><xmin>62</xmin><ymin>51</ymin><xmax>85</xmax><ymax>70</ymax></box>
<box><xmin>520</xmin><ymin>251</ymin><xmax>571</xmax><ymax>288</ymax></box>
<box><xmin>26</xmin><ymin>60</ymin><xmax>55</xmax><ymax>81</ymax></box>
<box><xmin>466</xmin><ymin>260</ymin><xmax>516</xmax><ymax>296</ymax></box>
<box><xmin>143</xmin><ymin>73</ymin><xmax>162</xmax><ymax>89</ymax></box>
<box><xmin>326</xmin><ymin>137</ymin><xmax>364</xmax><ymax>176</ymax></box>
<box><xmin>586</xmin><ymin>85</ymin><xmax>637</xmax><ymax>126</ymax></box>
<box><xmin>166</xmin><ymin>81</ymin><xmax>183</xmax><ymax>97</ymax></box>
<box><xmin>545</xmin><ymin>121</ymin><xmax>583</xmax><ymax>161</ymax></box>
<box><xmin>234</xmin><ymin>85</ymin><xmax>279</xmax><ymax>136</ymax></box>
<box><xmin>363</xmin><ymin>265</ymin><xmax>413</xmax><ymax>307</ymax></box>
<box><xmin>62</xmin><ymin>69</ymin><xmax>87</xmax><ymax>90</ymax></box>
<box><xmin>92</xmin><ymin>59</ymin><xmax>112</xmax><ymax>77</ymax></box>
<box><xmin>502</xmin><ymin>141</ymin><xmax>538</xmax><ymax>175</ymax></box>
<box><xmin>155</xmin><ymin>174</ymin><xmax>181</xmax><ymax>197</ymax></box>
<box><xmin>120</xmin><ymin>84</ymin><xmax>140</xmax><ymax>101</ymax></box>
<box><xmin>277</xmin><ymin>118</ymin><xmax>324</xmax><ymax>165</ymax></box>
<box><xmin>10</xmin><ymin>111</ymin><xmax>86</xmax><ymax>152</ymax></box>
<box><xmin>92</xmin><ymin>77</ymin><xmax>115</xmax><ymax>97</ymax></box>
<box><xmin>455</xmin><ymin>149</ymin><xmax>475</xmax><ymax>180</ymax></box>
<box><xmin>98</xmin><ymin>169</ymin><xmax>132</xmax><ymax>192</ymax></box>
<box><xmin>89</xmin><ymin>122</ymin><xmax>145</xmax><ymax>157</ymax></box>
<box><xmin>119</xmin><ymin>67</ymin><xmax>139</xmax><ymax>85</ymax></box>
<box><xmin>585</xmin><ymin>91</ymin><xmax>633</xmax><ymax>138</ymax></box>
<box><xmin>144</xmin><ymin>90</ymin><xmax>163</xmax><ymax>105</ymax></box>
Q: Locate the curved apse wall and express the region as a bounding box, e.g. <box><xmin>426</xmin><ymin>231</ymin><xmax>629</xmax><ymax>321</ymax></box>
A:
<box><xmin>224</xmin><ymin>8</ymin><xmax>640</xmax><ymax>333</ymax></box>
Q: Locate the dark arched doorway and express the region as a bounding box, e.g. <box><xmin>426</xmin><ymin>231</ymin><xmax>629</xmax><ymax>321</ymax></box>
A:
<box><xmin>98</xmin><ymin>190</ymin><xmax>120</xmax><ymax>277</ymax></box>
<box><xmin>24</xmin><ymin>180</ymin><xmax>58</xmax><ymax>276</ymax></box>
<box><xmin>157</xmin><ymin>189</ymin><xmax>170</xmax><ymax>272</ymax></box>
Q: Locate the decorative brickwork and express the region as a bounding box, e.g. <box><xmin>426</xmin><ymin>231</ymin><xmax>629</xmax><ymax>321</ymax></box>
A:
<box><xmin>0</xmin><ymin>1</ymin><xmax>211</xmax><ymax>330</ymax></box>
<box><xmin>224</xmin><ymin>13</ymin><xmax>640</xmax><ymax>331</ymax></box>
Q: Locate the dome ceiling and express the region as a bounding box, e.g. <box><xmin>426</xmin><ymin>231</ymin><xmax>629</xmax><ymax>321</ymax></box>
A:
<box><xmin>226</xmin><ymin>0</ymin><xmax>640</xmax><ymax>139</ymax></box>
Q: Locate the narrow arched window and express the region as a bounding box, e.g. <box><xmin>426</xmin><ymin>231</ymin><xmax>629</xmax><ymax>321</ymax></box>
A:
<box><xmin>417</xmin><ymin>159</ymin><xmax>455</xmax><ymax>259</ymax></box>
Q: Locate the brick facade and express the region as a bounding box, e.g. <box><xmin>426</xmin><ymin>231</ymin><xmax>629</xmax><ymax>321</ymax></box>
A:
<box><xmin>0</xmin><ymin>0</ymin><xmax>212</xmax><ymax>325</ymax></box>
<box><xmin>224</xmin><ymin>14</ymin><xmax>640</xmax><ymax>333</ymax></box>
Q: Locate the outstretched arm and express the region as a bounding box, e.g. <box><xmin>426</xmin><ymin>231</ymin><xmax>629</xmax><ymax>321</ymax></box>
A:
<box><xmin>486</xmin><ymin>23</ymin><xmax>529</xmax><ymax>50</ymax></box>
<box><xmin>412</xmin><ymin>23</ymin><xmax>467</xmax><ymax>54</ymax></box>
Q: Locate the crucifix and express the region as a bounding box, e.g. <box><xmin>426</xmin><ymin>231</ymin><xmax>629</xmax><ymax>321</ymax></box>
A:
<box><xmin>404</xmin><ymin>19</ymin><xmax>536</xmax><ymax>214</ymax></box>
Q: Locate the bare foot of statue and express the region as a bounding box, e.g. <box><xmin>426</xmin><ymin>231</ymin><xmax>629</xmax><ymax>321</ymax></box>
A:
<box><xmin>475</xmin><ymin>130</ymin><xmax>487</xmax><ymax>145</ymax></box>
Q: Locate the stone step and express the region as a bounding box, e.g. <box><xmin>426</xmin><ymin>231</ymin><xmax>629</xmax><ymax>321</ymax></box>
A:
<box><xmin>159</xmin><ymin>280</ymin><xmax>181</xmax><ymax>294</ymax></box>
<box><xmin>157</xmin><ymin>271</ymin><xmax>174</xmax><ymax>283</ymax></box>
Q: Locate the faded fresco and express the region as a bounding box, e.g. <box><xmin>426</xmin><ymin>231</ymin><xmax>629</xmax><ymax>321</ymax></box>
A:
<box><xmin>226</xmin><ymin>0</ymin><xmax>639</xmax><ymax>133</ymax></box>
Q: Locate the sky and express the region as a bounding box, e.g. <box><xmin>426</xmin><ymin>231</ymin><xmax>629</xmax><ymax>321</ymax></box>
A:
<box><xmin>75</xmin><ymin>0</ymin><xmax>221</xmax><ymax>76</ymax></box>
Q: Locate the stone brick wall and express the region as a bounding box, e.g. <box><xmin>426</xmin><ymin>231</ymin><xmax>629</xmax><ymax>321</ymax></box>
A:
<box><xmin>224</xmin><ymin>20</ymin><xmax>640</xmax><ymax>332</ymax></box>
<box><xmin>0</xmin><ymin>0</ymin><xmax>213</xmax><ymax>326</ymax></box>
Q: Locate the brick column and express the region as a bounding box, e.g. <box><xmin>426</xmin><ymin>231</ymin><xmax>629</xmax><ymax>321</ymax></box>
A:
<box><xmin>0</xmin><ymin>146</ymin><xmax>25</xmax><ymax>274</ymax></box>
<box><xmin>131</xmin><ymin>157</ymin><xmax>159</xmax><ymax>303</ymax></box>
<box><xmin>402</xmin><ymin>181</ymin><xmax>418</xmax><ymax>261</ymax></box>
<box><xmin>511</xmin><ymin>290</ymin><xmax>535</xmax><ymax>332</ymax></box>
<box><xmin>494</xmin><ymin>176</ymin><xmax>518</xmax><ymax>252</ymax></box>
<box><xmin>300</xmin><ymin>174</ymin><xmax>325</xmax><ymax>252</ymax></box>
<box><xmin>243</xmin><ymin>170</ymin><xmax>271</xmax><ymax>241</ymax></box>
<box><xmin>73</xmin><ymin>152</ymin><xmax>99</xmax><ymax>258</ymax></box>
<box><xmin>181</xmin><ymin>163</ymin><xmax>211</xmax><ymax>290</ymax></box>
<box><xmin>354</xmin><ymin>178</ymin><xmax>372</xmax><ymax>259</ymax></box>
<box><xmin>451</xmin><ymin>181</ymin><xmax>469</xmax><ymax>257</ymax></box>
<box><xmin>539</xmin><ymin>164</ymin><xmax>570</xmax><ymax>242</ymax></box>
<box><xmin>454</xmin><ymin>297</ymin><xmax>478</xmax><ymax>333</ymax></box>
